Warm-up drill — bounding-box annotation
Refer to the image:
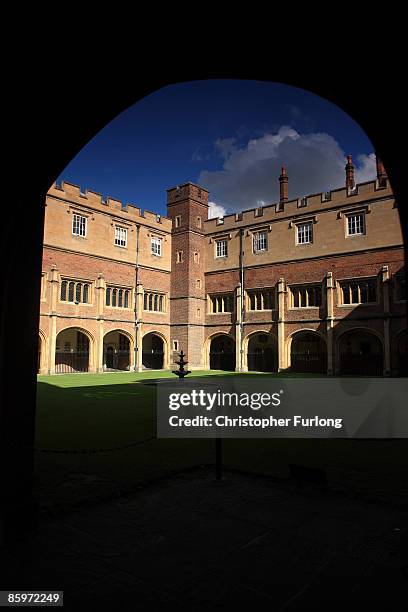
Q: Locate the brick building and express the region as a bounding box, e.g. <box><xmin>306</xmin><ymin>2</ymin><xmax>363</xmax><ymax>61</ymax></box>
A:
<box><xmin>38</xmin><ymin>155</ymin><xmax>407</xmax><ymax>376</ymax></box>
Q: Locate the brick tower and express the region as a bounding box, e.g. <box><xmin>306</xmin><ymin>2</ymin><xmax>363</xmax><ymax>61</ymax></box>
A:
<box><xmin>166</xmin><ymin>182</ymin><xmax>209</xmax><ymax>368</ymax></box>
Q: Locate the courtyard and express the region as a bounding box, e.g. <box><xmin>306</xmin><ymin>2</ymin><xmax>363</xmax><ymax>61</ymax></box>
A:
<box><xmin>35</xmin><ymin>371</ymin><xmax>408</xmax><ymax>514</ymax></box>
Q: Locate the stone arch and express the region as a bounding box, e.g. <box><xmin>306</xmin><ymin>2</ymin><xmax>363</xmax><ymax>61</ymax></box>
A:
<box><xmin>142</xmin><ymin>331</ymin><xmax>169</xmax><ymax>369</ymax></box>
<box><xmin>336</xmin><ymin>327</ymin><xmax>384</xmax><ymax>376</ymax></box>
<box><xmin>55</xmin><ymin>326</ymin><xmax>95</xmax><ymax>373</ymax></box>
<box><xmin>243</xmin><ymin>330</ymin><xmax>278</xmax><ymax>372</ymax></box>
<box><xmin>204</xmin><ymin>332</ymin><xmax>235</xmax><ymax>371</ymax></box>
<box><xmin>103</xmin><ymin>329</ymin><xmax>134</xmax><ymax>371</ymax></box>
<box><xmin>288</xmin><ymin>328</ymin><xmax>327</xmax><ymax>374</ymax></box>
<box><xmin>38</xmin><ymin>329</ymin><xmax>47</xmax><ymax>374</ymax></box>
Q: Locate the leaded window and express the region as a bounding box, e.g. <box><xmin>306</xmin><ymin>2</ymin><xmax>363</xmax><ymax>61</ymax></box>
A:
<box><xmin>60</xmin><ymin>279</ymin><xmax>90</xmax><ymax>304</ymax></box>
<box><xmin>340</xmin><ymin>279</ymin><xmax>377</xmax><ymax>305</ymax></box>
<box><xmin>247</xmin><ymin>289</ymin><xmax>275</xmax><ymax>310</ymax></box>
<box><xmin>209</xmin><ymin>293</ymin><xmax>234</xmax><ymax>313</ymax></box>
<box><xmin>290</xmin><ymin>285</ymin><xmax>322</xmax><ymax>308</ymax></box>
<box><xmin>106</xmin><ymin>286</ymin><xmax>131</xmax><ymax>308</ymax></box>
<box><xmin>143</xmin><ymin>291</ymin><xmax>166</xmax><ymax>312</ymax></box>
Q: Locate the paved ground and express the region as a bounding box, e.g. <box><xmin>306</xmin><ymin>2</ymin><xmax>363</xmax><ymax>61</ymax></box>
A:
<box><xmin>2</xmin><ymin>468</ymin><xmax>408</xmax><ymax>610</ymax></box>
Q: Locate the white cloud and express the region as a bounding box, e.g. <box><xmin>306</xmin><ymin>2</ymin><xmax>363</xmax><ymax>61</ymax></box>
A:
<box><xmin>355</xmin><ymin>152</ymin><xmax>377</xmax><ymax>184</ymax></box>
<box><xmin>198</xmin><ymin>126</ymin><xmax>376</xmax><ymax>212</ymax></box>
<box><xmin>208</xmin><ymin>201</ymin><xmax>227</xmax><ymax>219</ymax></box>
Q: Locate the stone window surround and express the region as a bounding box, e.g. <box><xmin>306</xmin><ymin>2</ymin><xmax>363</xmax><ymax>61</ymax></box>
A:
<box><xmin>336</xmin><ymin>275</ymin><xmax>379</xmax><ymax>307</ymax></box>
<box><xmin>208</xmin><ymin>292</ymin><xmax>235</xmax><ymax>314</ymax></box>
<box><xmin>143</xmin><ymin>291</ymin><xmax>167</xmax><ymax>313</ymax></box>
<box><xmin>288</xmin><ymin>282</ymin><xmax>322</xmax><ymax>309</ymax></box>
<box><xmin>60</xmin><ymin>277</ymin><xmax>93</xmax><ymax>305</ymax></box>
<box><xmin>246</xmin><ymin>287</ymin><xmax>276</xmax><ymax>310</ymax></box>
<box><xmin>105</xmin><ymin>285</ymin><xmax>132</xmax><ymax>309</ymax></box>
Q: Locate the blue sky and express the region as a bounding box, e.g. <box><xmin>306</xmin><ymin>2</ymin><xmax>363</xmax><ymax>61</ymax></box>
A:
<box><xmin>58</xmin><ymin>80</ymin><xmax>376</xmax><ymax>218</ymax></box>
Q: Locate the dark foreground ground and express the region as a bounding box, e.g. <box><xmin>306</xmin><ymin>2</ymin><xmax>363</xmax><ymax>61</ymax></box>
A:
<box><xmin>2</xmin><ymin>467</ymin><xmax>407</xmax><ymax>610</ymax></box>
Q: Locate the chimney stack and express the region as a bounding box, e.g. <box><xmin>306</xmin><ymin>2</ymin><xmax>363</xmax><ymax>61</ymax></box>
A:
<box><xmin>345</xmin><ymin>154</ymin><xmax>355</xmax><ymax>191</ymax></box>
<box><xmin>279</xmin><ymin>166</ymin><xmax>288</xmax><ymax>203</ymax></box>
<box><xmin>376</xmin><ymin>154</ymin><xmax>387</xmax><ymax>187</ymax></box>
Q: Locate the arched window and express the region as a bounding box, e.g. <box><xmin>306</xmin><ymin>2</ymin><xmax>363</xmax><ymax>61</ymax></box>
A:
<box><xmin>68</xmin><ymin>282</ymin><xmax>75</xmax><ymax>302</ymax></box>
<box><xmin>61</xmin><ymin>280</ymin><xmax>67</xmax><ymax>301</ymax></box>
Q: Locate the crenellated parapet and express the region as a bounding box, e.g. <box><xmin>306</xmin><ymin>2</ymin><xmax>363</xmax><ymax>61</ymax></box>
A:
<box><xmin>47</xmin><ymin>181</ymin><xmax>172</xmax><ymax>232</ymax></box>
<box><xmin>204</xmin><ymin>178</ymin><xmax>394</xmax><ymax>234</ymax></box>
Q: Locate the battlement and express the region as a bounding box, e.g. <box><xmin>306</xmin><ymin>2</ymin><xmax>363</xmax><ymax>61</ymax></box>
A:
<box><xmin>47</xmin><ymin>181</ymin><xmax>172</xmax><ymax>231</ymax></box>
<box><xmin>204</xmin><ymin>178</ymin><xmax>394</xmax><ymax>233</ymax></box>
<box><xmin>167</xmin><ymin>182</ymin><xmax>209</xmax><ymax>207</ymax></box>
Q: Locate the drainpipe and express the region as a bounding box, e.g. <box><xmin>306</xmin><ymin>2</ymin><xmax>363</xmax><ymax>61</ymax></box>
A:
<box><xmin>134</xmin><ymin>224</ymin><xmax>140</xmax><ymax>371</ymax></box>
<box><xmin>239</xmin><ymin>227</ymin><xmax>245</xmax><ymax>371</ymax></box>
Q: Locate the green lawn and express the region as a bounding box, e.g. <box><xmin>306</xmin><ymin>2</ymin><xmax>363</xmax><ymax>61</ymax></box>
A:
<box><xmin>35</xmin><ymin>371</ymin><xmax>408</xmax><ymax>513</ymax></box>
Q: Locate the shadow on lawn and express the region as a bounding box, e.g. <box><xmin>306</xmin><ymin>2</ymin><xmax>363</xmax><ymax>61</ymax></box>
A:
<box><xmin>34</xmin><ymin>374</ymin><xmax>408</xmax><ymax>515</ymax></box>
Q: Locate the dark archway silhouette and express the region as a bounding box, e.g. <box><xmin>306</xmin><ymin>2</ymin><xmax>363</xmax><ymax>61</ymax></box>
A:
<box><xmin>247</xmin><ymin>333</ymin><xmax>278</xmax><ymax>372</ymax></box>
<box><xmin>209</xmin><ymin>335</ymin><xmax>235</xmax><ymax>371</ymax></box>
<box><xmin>291</xmin><ymin>331</ymin><xmax>327</xmax><ymax>374</ymax></box>
<box><xmin>142</xmin><ymin>333</ymin><xmax>164</xmax><ymax>369</ymax></box>
<box><xmin>103</xmin><ymin>331</ymin><xmax>131</xmax><ymax>371</ymax></box>
<box><xmin>55</xmin><ymin>328</ymin><xmax>90</xmax><ymax>373</ymax></box>
<box><xmin>339</xmin><ymin>329</ymin><xmax>383</xmax><ymax>376</ymax></box>
<box><xmin>2</xmin><ymin>68</ymin><xmax>406</xmax><ymax>545</ymax></box>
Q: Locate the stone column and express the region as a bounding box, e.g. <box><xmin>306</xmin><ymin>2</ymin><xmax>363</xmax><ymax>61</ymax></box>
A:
<box><xmin>96</xmin><ymin>275</ymin><xmax>105</xmax><ymax>372</ymax></box>
<box><xmin>326</xmin><ymin>272</ymin><xmax>334</xmax><ymax>375</ymax></box>
<box><xmin>235</xmin><ymin>285</ymin><xmax>245</xmax><ymax>371</ymax></box>
<box><xmin>382</xmin><ymin>265</ymin><xmax>391</xmax><ymax>376</ymax></box>
<box><xmin>135</xmin><ymin>283</ymin><xmax>144</xmax><ymax>371</ymax></box>
<box><xmin>277</xmin><ymin>277</ymin><xmax>287</xmax><ymax>371</ymax></box>
<box><xmin>96</xmin><ymin>320</ymin><xmax>104</xmax><ymax>373</ymax></box>
<box><xmin>47</xmin><ymin>265</ymin><xmax>59</xmax><ymax>374</ymax></box>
